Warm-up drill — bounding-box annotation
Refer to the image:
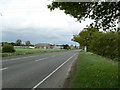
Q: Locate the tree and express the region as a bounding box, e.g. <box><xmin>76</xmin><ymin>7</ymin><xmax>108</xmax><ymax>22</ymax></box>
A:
<box><xmin>72</xmin><ymin>28</ymin><xmax>119</xmax><ymax>61</ymax></box>
<box><xmin>89</xmin><ymin>32</ymin><xmax>119</xmax><ymax>61</ymax></box>
<box><xmin>25</xmin><ymin>41</ymin><xmax>31</xmax><ymax>46</ymax></box>
<box><xmin>2</xmin><ymin>42</ymin><xmax>9</xmax><ymax>46</ymax></box>
<box><xmin>48</xmin><ymin>2</ymin><xmax>120</xmax><ymax>31</ymax></box>
<box><xmin>16</xmin><ymin>39</ymin><xmax>22</xmax><ymax>46</ymax></box>
<box><xmin>10</xmin><ymin>42</ymin><xmax>16</xmax><ymax>46</ymax></box>
<box><xmin>62</xmin><ymin>44</ymin><xmax>70</xmax><ymax>50</ymax></box>
<box><xmin>72</xmin><ymin>28</ymin><xmax>99</xmax><ymax>51</ymax></box>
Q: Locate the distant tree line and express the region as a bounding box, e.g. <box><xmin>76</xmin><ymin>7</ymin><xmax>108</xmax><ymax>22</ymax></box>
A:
<box><xmin>2</xmin><ymin>39</ymin><xmax>34</xmax><ymax>46</ymax></box>
<box><xmin>1</xmin><ymin>39</ymin><xmax>34</xmax><ymax>53</ymax></box>
<box><xmin>72</xmin><ymin>28</ymin><xmax>119</xmax><ymax>61</ymax></box>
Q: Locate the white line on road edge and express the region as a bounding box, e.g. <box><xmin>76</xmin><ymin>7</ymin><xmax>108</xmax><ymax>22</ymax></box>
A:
<box><xmin>66</xmin><ymin>53</ymin><xmax>77</xmax><ymax>76</ymax></box>
<box><xmin>32</xmin><ymin>54</ymin><xmax>76</xmax><ymax>90</ymax></box>
<box><xmin>0</xmin><ymin>67</ymin><xmax>8</xmax><ymax>71</ymax></box>
<box><xmin>35</xmin><ymin>58</ymin><xmax>48</xmax><ymax>62</ymax></box>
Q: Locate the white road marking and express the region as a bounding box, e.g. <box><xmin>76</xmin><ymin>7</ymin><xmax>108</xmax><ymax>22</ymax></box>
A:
<box><xmin>2</xmin><ymin>56</ymin><xmax>37</xmax><ymax>62</ymax></box>
<box><xmin>0</xmin><ymin>67</ymin><xmax>8</xmax><ymax>71</ymax></box>
<box><xmin>35</xmin><ymin>58</ymin><xmax>48</xmax><ymax>62</ymax></box>
<box><xmin>67</xmin><ymin>59</ymin><xmax>75</xmax><ymax>73</ymax></box>
<box><xmin>32</xmin><ymin>54</ymin><xmax>76</xmax><ymax>90</ymax></box>
<box><xmin>66</xmin><ymin>54</ymin><xmax>77</xmax><ymax>76</ymax></box>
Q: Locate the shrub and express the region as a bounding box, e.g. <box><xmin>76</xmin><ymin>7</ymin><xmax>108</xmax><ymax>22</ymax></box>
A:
<box><xmin>89</xmin><ymin>32</ymin><xmax>119</xmax><ymax>61</ymax></box>
<box><xmin>2</xmin><ymin>45</ymin><xmax>15</xmax><ymax>53</ymax></box>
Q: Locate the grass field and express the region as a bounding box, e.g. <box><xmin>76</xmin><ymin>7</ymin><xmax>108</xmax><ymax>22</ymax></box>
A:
<box><xmin>70</xmin><ymin>51</ymin><xmax>119</xmax><ymax>88</ymax></box>
<box><xmin>1</xmin><ymin>47</ymin><xmax>65</xmax><ymax>57</ymax></box>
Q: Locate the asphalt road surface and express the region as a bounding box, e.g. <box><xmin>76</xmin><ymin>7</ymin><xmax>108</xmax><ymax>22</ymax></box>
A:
<box><xmin>1</xmin><ymin>50</ymin><xmax>79</xmax><ymax>89</ymax></box>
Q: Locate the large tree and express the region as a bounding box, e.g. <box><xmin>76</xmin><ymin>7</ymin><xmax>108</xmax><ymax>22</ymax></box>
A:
<box><xmin>72</xmin><ymin>28</ymin><xmax>99</xmax><ymax>47</ymax></box>
<box><xmin>16</xmin><ymin>39</ymin><xmax>22</xmax><ymax>46</ymax></box>
<box><xmin>25</xmin><ymin>41</ymin><xmax>31</xmax><ymax>46</ymax></box>
<box><xmin>48</xmin><ymin>2</ymin><xmax>120</xmax><ymax>31</ymax></box>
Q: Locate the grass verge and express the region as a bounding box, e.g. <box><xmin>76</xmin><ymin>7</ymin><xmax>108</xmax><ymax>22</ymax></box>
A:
<box><xmin>1</xmin><ymin>48</ymin><xmax>66</xmax><ymax>57</ymax></box>
<box><xmin>70</xmin><ymin>51</ymin><xmax>119</xmax><ymax>88</ymax></box>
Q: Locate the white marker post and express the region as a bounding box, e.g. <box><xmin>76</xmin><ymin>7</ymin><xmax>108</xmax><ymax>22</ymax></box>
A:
<box><xmin>84</xmin><ymin>46</ymin><xmax>87</xmax><ymax>52</ymax></box>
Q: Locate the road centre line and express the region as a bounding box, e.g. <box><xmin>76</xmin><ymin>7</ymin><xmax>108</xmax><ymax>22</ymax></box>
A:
<box><xmin>2</xmin><ymin>54</ymin><xmax>55</xmax><ymax>62</ymax></box>
<box><xmin>32</xmin><ymin>54</ymin><xmax>76</xmax><ymax>90</ymax></box>
<box><xmin>35</xmin><ymin>58</ymin><xmax>48</xmax><ymax>62</ymax></box>
<box><xmin>51</xmin><ymin>55</ymin><xmax>56</xmax><ymax>57</ymax></box>
<box><xmin>0</xmin><ymin>67</ymin><xmax>8</xmax><ymax>71</ymax></box>
<box><xmin>2</xmin><ymin>52</ymin><xmax>72</xmax><ymax>62</ymax></box>
<box><xmin>2</xmin><ymin>54</ymin><xmax>56</xmax><ymax>62</ymax></box>
<box><xmin>2</xmin><ymin>56</ymin><xmax>37</xmax><ymax>62</ymax></box>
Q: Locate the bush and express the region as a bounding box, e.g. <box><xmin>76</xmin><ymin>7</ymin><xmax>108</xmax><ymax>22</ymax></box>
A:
<box><xmin>89</xmin><ymin>32</ymin><xmax>119</xmax><ymax>61</ymax></box>
<box><xmin>2</xmin><ymin>45</ymin><xmax>15</xmax><ymax>53</ymax></box>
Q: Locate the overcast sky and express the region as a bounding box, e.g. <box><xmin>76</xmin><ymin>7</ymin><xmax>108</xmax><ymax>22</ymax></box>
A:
<box><xmin>0</xmin><ymin>0</ymin><xmax>93</xmax><ymax>45</ymax></box>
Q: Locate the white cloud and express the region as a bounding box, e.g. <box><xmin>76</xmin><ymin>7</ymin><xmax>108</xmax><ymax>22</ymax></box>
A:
<box><xmin>1</xmin><ymin>0</ymin><xmax>93</xmax><ymax>45</ymax></box>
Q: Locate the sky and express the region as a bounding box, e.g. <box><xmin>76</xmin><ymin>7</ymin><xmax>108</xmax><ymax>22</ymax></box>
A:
<box><xmin>0</xmin><ymin>0</ymin><xmax>93</xmax><ymax>46</ymax></box>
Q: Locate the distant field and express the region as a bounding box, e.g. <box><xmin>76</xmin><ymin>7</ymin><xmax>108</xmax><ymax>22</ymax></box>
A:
<box><xmin>70</xmin><ymin>51</ymin><xmax>118</xmax><ymax>88</ymax></box>
<box><xmin>2</xmin><ymin>47</ymin><xmax>65</xmax><ymax>57</ymax></box>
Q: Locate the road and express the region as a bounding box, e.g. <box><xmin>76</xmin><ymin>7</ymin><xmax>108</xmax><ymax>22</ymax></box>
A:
<box><xmin>1</xmin><ymin>50</ymin><xmax>79</xmax><ymax>89</ymax></box>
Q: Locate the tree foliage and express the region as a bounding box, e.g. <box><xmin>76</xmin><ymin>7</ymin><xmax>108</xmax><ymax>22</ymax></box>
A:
<box><xmin>10</xmin><ymin>42</ymin><xmax>16</xmax><ymax>46</ymax></box>
<box><xmin>72</xmin><ymin>28</ymin><xmax>99</xmax><ymax>47</ymax></box>
<box><xmin>89</xmin><ymin>32</ymin><xmax>119</xmax><ymax>61</ymax></box>
<box><xmin>16</xmin><ymin>39</ymin><xmax>22</xmax><ymax>46</ymax></box>
<box><xmin>48</xmin><ymin>2</ymin><xmax>120</xmax><ymax>31</ymax></box>
<box><xmin>25</xmin><ymin>41</ymin><xmax>31</xmax><ymax>46</ymax></box>
<box><xmin>62</xmin><ymin>44</ymin><xmax>70</xmax><ymax>49</ymax></box>
<box><xmin>2</xmin><ymin>42</ymin><xmax>9</xmax><ymax>46</ymax></box>
<box><xmin>72</xmin><ymin>28</ymin><xmax>119</xmax><ymax>61</ymax></box>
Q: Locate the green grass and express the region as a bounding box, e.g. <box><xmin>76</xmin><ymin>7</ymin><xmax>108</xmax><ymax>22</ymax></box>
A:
<box><xmin>70</xmin><ymin>51</ymin><xmax>119</xmax><ymax>88</ymax></box>
<box><xmin>2</xmin><ymin>47</ymin><xmax>66</xmax><ymax>57</ymax></box>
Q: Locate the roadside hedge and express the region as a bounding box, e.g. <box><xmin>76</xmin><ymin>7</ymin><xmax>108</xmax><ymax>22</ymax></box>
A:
<box><xmin>72</xmin><ymin>28</ymin><xmax>119</xmax><ymax>61</ymax></box>
<box><xmin>89</xmin><ymin>32</ymin><xmax>119</xmax><ymax>61</ymax></box>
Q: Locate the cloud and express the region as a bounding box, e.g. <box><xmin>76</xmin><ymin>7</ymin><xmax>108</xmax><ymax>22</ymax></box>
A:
<box><xmin>1</xmin><ymin>0</ymin><xmax>93</xmax><ymax>45</ymax></box>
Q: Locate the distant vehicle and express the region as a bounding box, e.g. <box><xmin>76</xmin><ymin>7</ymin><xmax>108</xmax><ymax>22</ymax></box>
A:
<box><xmin>29</xmin><ymin>46</ymin><xmax>35</xmax><ymax>49</ymax></box>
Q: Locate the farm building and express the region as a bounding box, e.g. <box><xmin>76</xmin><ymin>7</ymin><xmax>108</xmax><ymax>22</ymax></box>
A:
<box><xmin>35</xmin><ymin>43</ymin><xmax>51</xmax><ymax>49</ymax></box>
<box><xmin>35</xmin><ymin>43</ymin><xmax>64</xmax><ymax>49</ymax></box>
